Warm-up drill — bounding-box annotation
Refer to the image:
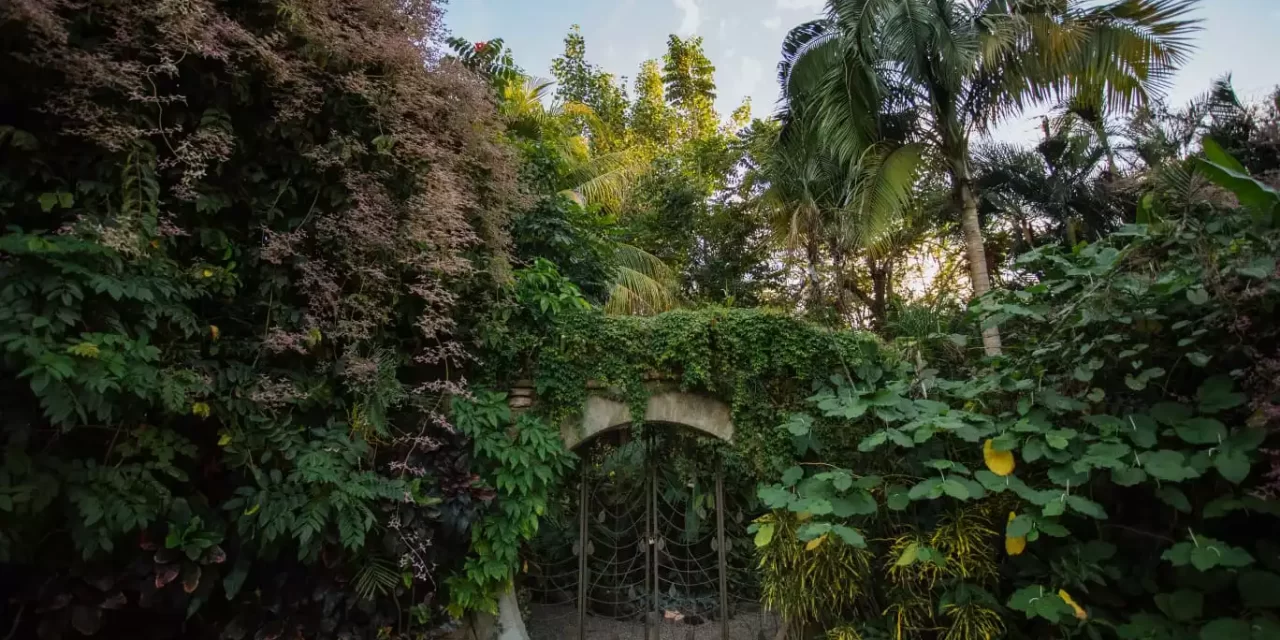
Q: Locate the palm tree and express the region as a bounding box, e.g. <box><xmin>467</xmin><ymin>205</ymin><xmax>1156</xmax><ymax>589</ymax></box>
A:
<box><xmin>799</xmin><ymin>0</ymin><xmax>1200</xmax><ymax>354</ymax></box>
<box><xmin>758</xmin><ymin>21</ymin><xmax>923</xmax><ymax>328</ymax></box>
<box><xmin>973</xmin><ymin>113</ymin><xmax>1126</xmax><ymax>255</ymax></box>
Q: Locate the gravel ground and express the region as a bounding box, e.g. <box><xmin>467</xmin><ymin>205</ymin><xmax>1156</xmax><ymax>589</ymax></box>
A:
<box><xmin>526</xmin><ymin>603</ymin><xmax>781</xmax><ymax>640</ymax></box>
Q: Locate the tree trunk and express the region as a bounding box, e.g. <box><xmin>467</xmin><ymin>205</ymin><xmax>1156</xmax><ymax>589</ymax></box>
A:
<box><xmin>804</xmin><ymin>237</ymin><xmax>823</xmax><ymax>313</ymax></box>
<box><xmin>868</xmin><ymin>257</ymin><xmax>888</xmax><ymax>332</ymax></box>
<box><xmin>955</xmin><ymin>157</ymin><xmax>1002</xmax><ymax>356</ymax></box>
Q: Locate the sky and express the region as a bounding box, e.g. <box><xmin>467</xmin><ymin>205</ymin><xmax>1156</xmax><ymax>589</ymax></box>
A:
<box><xmin>444</xmin><ymin>0</ymin><xmax>1280</xmax><ymax>143</ymax></box>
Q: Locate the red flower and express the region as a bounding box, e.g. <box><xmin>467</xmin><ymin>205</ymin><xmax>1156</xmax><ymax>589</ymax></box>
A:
<box><xmin>474</xmin><ymin>41</ymin><xmax>487</xmax><ymax>52</ymax></box>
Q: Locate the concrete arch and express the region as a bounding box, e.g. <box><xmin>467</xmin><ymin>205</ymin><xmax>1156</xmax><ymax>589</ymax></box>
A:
<box><xmin>467</xmin><ymin>386</ymin><xmax>736</xmax><ymax>640</ymax></box>
<box><xmin>562</xmin><ymin>389</ymin><xmax>735</xmax><ymax>450</ymax></box>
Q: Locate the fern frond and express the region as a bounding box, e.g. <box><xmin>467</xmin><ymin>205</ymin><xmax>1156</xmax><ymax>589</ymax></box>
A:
<box><xmin>353</xmin><ymin>557</ymin><xmax>401</xmax><ymax>601</ymax></box>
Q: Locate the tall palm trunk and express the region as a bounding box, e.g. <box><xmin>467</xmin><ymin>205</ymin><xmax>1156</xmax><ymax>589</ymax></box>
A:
<box><xmin>952</xmin><ymin>153</ymin><xmax>1003</xmax><ymax>356</ymax></box>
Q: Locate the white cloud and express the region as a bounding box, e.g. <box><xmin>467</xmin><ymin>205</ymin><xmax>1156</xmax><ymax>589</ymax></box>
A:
<box><xmin>776</xmin><ymin>0</ymin><xmax>824</xmax><ymax>9</ymax></box>
<box><xmin>718</xmin><ymin>18</ymin><xmax>728</xmax><ymax>39</ymax></box>
<box><xmin>762</xmin><ymin>16</ymin><xmax>783</xmax><ymax>30</ymax></box>
<box><xmin>673</xmin><ymin>0</ymin><xmax>702</xmax><ymax>35</ymax></box>
<box><xmin>725</xmin><ymin>48</ymin><xmax>737</xmax><ymax>59</ymax></box>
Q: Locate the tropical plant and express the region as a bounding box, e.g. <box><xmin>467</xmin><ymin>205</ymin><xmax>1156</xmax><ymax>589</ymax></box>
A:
<box><xmin>0</xmin><ymin>0</ymin><xmax>519</xmax><ymax>636</ymax></box>
<box><xmin>756</xmin><ymin>21</ymin><xmax>924</xmax><ymax>328</ymax></box>
<box><xmin>792</xmin><ymin>0</ymin><xmax>1201</xmax><ymax>354</ymax></box>
<box><xmin>751</xmin><ymin>142</ymin><xmax>1280</xmax><ymax>639</ymax></box>
<box><xmin>973</xmin><ymin>114</ymin><xmax>1129</xmax><ymax>258</ymax></box>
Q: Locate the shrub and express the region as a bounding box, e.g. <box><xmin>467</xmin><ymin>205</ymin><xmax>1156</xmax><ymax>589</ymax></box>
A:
<box><xmin>0</xmin><ymin>0</ymin><xmax>518</xmax><ymax>636</ymax></box>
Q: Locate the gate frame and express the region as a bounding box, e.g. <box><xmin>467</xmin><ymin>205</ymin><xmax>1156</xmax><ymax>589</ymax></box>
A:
<box><xmin>468</xmin><ymin>383</ymin><xmax>736</xmax><ymax>640</ymax></box>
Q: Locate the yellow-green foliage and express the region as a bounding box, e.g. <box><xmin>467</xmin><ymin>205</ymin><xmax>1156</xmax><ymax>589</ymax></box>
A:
<box><xmin>826</xmin><ymin>625</ymin><xmax>864</xmax><ymax>640</ymax></box>
<box><xmin>756</xmin><ymin>512</ymin><xmax>873</xmax><ymax>627</ymax></box>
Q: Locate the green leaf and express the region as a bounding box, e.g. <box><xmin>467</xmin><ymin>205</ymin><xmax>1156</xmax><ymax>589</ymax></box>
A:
<box><xmin>1238</xmin><ymin>257</ymin><xmax>1277</xmax><ymax>279</ymax></box>
<box><xmin>940</xmin><ymin>479</ymin><xmax>970</xmax><ymax>500</ymax></box>
<box><xmin>1155</xmin><ymin>589</ymin><xmax>1203</xmax><ymax>622</ymax></box>
<box><xmin>782</xmin><ymin>466</ymin><xmax>804</xmax><ymax>487</ymax></box>
<box><xmin>1156</xmin><ymin>486</ymin><xmax>1192</xmax><ymax>513</ymax></box>
<box><xmin>1198</xmin><ymin>138</ymin><xmax>1280</xmax><ymax>221</ymax></box>
<box><xmin>1042</xmin><ymin>500</ymin><xmax>1065</xmax><ymax>517</ymax></box>
<box><xmin>754</xmin><ymin>523</ymin><xmax>776</xmax><ymax>548</ymax></box>
<box><xmin>829</xmin><ymin>492</ymin><xmax>877</xmax><ymax>517</ymax></box>
<box><xmin>1200</xmin><ymin>618</ymin><xmax>1252</xmax><ymax>640</ymax></box>
<box><xmin>1198</xmin><ymin>376</ymin><xmax>1246</xmax><ymax>414</ymax></box>
<box><xmin>1215</xmin><ymin>450</ymin><xmax>1251</xmax><ymax>484</ymax></box>
<box><xmin>858</xmin><ymin>431</ymin><xmax>888</xmax><ymax>452</ymax></box>
<box><xmin>796</xmin><ymin>522</ymin><xmax>831</xmax><ymax>541</ymax></box>
<box><xmin>1177</xmin><ymin>418</ymin><xmax>1228</xmax><ymax>445</ymax></box>
<box><xmin>831</xmin><ymin>524</ymin><xmax>866</xmax><ymax>548</ymax></box>
<box><xmin>1023</xmin><ymin>439</ymin><xmax>1047</xmax><ymax>463</ymax></box>
<box><xmin>1186</xmin><ymin>287</ymin><xmax>1210</xmax><ymax>306</ymax></box>
<box><xmin>1006</xmin><ymin>515</ymin><xmax>1034</xmax><ymax>539</ymax></box>
<box><xmin>1151</xmin><ymin>403</ymin><xmax>1193</xmax><ymax>426</ymax></box>
<box><xmin>223</xmin><ymin>557</ymin><xmax>250</xmax><ymax>600</ymax></box>
<box><xmin>1112</xmin><ymin>467</ymin><xmax>1147</xmax><ymax>486</ymax></box>
<box><xmin>1191</xmin><ymin>546</ymin><xmax>1221</xmax><ymax>572</ymax></box>
<box><xmin>908</xmin><ymin>478</ymin><xmax>942</xmax><ymax>500</ymax></box>
<box><xmin>1188</xmin><ymin>352</ymin><xmax>1212</xmax><ymax>367</ymax></box>
<box><xmin>783</xmin><ymin>413</ymin><xmax>812</xmax><ymax>436</ymax></box>
<box><xmin>1066</xmin><ymin>495</ymin><xmax>1108</xmax><ymax>519</ymax></box>
<box><xmin>886</xmin><ymin>485</ymin><xmax>910</xmax><ymax>511</ymax></box>
<box><xmin>1146</xmin><ymin>450</ymin><xmax>1198</xmax><ymax>482</ymax></box>
<box><xmin>1239</xmin><ymin>571</ymin><xmax>1280</xmax><ymax>608</ymax></box>
<box><xmin>758</xmin><ymin>485</ymin><xmax>793</xmax><ymax>509</ymax></box>
<box><xmin>37</xmin><ymin>192</ymin><xmax>58</xmax><ymax>212</ymax></box>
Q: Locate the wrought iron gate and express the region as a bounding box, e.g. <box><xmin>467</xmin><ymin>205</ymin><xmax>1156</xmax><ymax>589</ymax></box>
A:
<box><xmin>524</xmin><ymin>425</ymin><xmax>779</xmax><ymax>640</ymax></box>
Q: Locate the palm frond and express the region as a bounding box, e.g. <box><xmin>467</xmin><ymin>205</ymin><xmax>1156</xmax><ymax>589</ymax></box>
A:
<box><xmin>843</xmin><ymin>142</ymin><xmax>924</xmax><ymax>250</ymax></box>
<box><xmin>604</xmin><ymin>244</ymin><xmax>680</xmax><ymax>316</ymax></box>
<box><xmin>559</xmin><ymin>148</ymin><xmax>651</xmax><ymax>213</ymax></box>
<box><xmin>353</xmin><ymin>558</ymin><xmax>400</xmax><ymax>601</ymax></box>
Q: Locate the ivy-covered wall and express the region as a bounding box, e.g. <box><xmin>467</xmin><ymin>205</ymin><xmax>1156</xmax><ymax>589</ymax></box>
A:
<box><xmin>526</xmin><ymin>308</ymin><xmax>888</xmax><ymax>476</ymax></box>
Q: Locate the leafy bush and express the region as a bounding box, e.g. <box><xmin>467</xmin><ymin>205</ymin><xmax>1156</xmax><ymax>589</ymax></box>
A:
<box><xmin>0</xmin><ymin>0</ymin><xmax>518</xmax><ymax>636</ymax></box>
<box><xmin>751</xmin><ymin>154</ymin><xmax>1280</xmax><ymax>638</ymax></box>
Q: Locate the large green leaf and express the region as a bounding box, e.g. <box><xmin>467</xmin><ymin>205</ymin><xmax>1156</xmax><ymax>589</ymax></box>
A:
<box><xmin>1238</xmin><ymin>570</ymin><xmax>1280</xmax><ymax>608</ymax></box>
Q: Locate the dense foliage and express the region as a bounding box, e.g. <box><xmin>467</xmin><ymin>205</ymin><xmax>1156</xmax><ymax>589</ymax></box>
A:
<box><xmin>748</xmin><ymin>152</ymin><xmax>1280</xmax><ymax>639</ymax></box>
<box><xmin>0</xmin><ymin>0</ymin><xmax>519</xmax><ymax>637</ymax></box>
<box><xmin>5</xmin><ymin>0</ymin><xmax>1280</xmax><ymax>638</ymax></box>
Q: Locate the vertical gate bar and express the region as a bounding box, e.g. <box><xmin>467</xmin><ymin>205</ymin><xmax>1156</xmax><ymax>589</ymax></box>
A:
<box><xmin>715</xmin><ymin>455</ymin><xmax>729</xmax><ymax>640</ymax></box>
<box><xmin>644</xmin><ymin>434</ymin><xmax>652</xmax><ymax>640</ymax></box>
<box><xmin>651</xmin><ymin>435</ymin><xmax>660</xmax><ymax>639</ymax></box>
<box><xmin>577</xmin><ymin>466</ymin><xmax>587</xmax><ymax>640</ymax></box>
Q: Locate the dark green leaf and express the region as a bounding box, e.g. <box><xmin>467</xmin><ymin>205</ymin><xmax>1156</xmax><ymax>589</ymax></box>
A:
<box><xmin>1198</xmin><ymin>376</ymin><xmax>1246</xmax><ymax>414</ymax></box>
<box><xmin>1239</xmin><ymin>571</ymin><xmax>1280</xmax><ymax>608</ymax></box>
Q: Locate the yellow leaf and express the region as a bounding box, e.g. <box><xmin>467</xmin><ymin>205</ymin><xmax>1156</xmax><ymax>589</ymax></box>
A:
<box><xmin>805</xmin><ymin>534</ymin><xmax>827</xmax><ymax>551</ymax></box>
<box><xmin>191</xmin><ymin>402</ymin><xmax>211</xmax><ymax>418</ymax></box>
<box><xmin>244</xmin><ymin>503</ymin><xmax>260</xmax><ymax>516</ymax></box>
<box><xmin>983</xmin><ymin>439</ymin><xmax>1015</xmax><ymax>476</ymax></box>
<box><xmin>201</xmin><ymin>269</ymin><xmax>214</xmax><ymax>278</ymax></box>
<box><xmin>1005</xmin><ymin>535</ymin><xmax>1026</xmax><ymax>556</ymax></box>
<box><xmin>217</xmin><ymin>433</ymin><xmax>232</xmax><ymax>446</ymax></box>
<box><xmin>209</xmin><ymin>325</ymin><xmax>220</xmax><ymax>341</ymax></box>
<box><xmin>1059</xmin><ymin>589</ymin><xmax>1087</xmax><ymax>620</ymax></box>
<box><xmin>1006</xmin><ymin>511</ymin><xmax>1027</xmax><ymax>555</ymax></box>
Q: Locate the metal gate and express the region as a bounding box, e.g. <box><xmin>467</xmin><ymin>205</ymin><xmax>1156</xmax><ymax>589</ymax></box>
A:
<box><xmin>523</xmin><ymin>425</ymin><xmax>779</xmax><ymax>640</ymax></box>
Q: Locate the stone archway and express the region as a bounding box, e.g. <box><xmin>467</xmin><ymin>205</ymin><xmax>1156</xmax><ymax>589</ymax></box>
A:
<box><xmin>563</xmin><ymin>387</ymin><xmax>734</xmax><ymax>450</ymax></box>
<box><xmin>466</xmin><ymin>383</ymin><xmax>736</xmax><ymax>640</ymax></box>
